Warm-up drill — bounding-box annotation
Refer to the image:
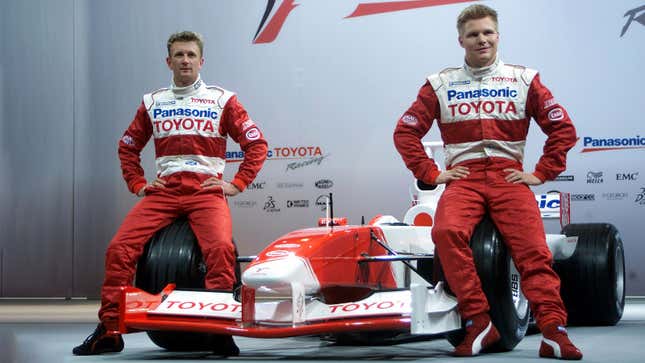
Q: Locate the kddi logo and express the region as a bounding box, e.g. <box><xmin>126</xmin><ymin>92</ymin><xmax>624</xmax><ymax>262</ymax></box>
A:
<box><xmin>586</xmin><ymin>171</ymin><xmax>603</xmax><ymax>184</ymax></box>
<box><xmin>617</xmin><ymin>172</ymin><xmax>639</xmax><ymax>181</ymax></box>
<box><xmin>247</xmin><ymin>181</ymin><xmax>266</xmax><ymax>190</ymax></box>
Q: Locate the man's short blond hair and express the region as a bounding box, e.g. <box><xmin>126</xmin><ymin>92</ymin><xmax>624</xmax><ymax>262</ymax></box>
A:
<box><xmin>167</xmin><ymin>31</ymin><xmax>204</xmax><ymax>57</ymax></box>
<box><xmin>457</xmin><ymin>4</ymin><xmax>498</xmax><ymax>35</ymax></box>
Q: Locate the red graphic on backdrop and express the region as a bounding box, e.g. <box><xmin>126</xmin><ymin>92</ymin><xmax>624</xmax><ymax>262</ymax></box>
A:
<box><xmin>254</xmin><ymin>0</ymin><xmax>476</xmax><ymax>44</ymax></box>
<box><xmin>346</xmin><ymin>0</ymin><xmax>476</xmax><ymax>18</ymax></box>
<box><xmin>254</xmin><ymin>0</ymin><xmax>299</xmax><ymax>44</ymax></box>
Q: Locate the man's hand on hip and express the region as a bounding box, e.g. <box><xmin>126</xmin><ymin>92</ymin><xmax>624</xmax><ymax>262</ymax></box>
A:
<box><xmin>434</xmin><ymin>166</ymin><xmax>470</xmax><ymax>184</ymax></box>
<box><xmin>504</xmin><ymin>169</ymin><xmax>542</xmax><ymax>185</ymax></box>
<box><xmin>136</xmin><ymin>178</ymin><xmax>167</xmax><ymax>197</ymax></box>
<box><xmin>201</xmin><ymin>177</ymin><xmax>241</xmax><ymax>196</ymax></box>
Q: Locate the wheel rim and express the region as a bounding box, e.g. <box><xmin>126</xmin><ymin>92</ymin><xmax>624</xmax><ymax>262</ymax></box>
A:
<box><xmin>510</xmin><ymin>259</ymin><xmax>529</xmax><ymax>320</ymax></box>
<box><xmin>615</xmin><ymin>242</ymin><xmax>625</xmax><ymax>306</ymax></box>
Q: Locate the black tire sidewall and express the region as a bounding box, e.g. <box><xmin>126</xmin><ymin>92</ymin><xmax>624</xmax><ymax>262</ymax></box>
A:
<box><xmin>135</xmin><ymin>217</ymin><xmax>239</xmax><ymax>351</ymax></box>
<box><xmin>471</xmin><ymin>217</ymin><xmax>529</xmax><ymax>351</ymax></box>
<box><xmin>556</xmin><ymin>223</ymin><xmax>625</xmax><ymax>326</ymax></box>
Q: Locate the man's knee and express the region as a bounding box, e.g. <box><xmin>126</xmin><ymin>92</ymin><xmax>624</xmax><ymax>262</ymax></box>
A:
<box><xmin>432</xmin><ymin>223</ymin><xmax>470</xmax><ymax>248</ymax></box>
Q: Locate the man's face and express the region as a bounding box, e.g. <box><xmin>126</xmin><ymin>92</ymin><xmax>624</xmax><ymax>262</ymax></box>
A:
<box><xmin>166</xmin><ymin>41</ymin><xmax>204</xmax><ymax>87</ymax></box>
<box><xmin>459</xmin><ymin>17</ymin><xmax>499</xmax><ymax>68</ymax></box>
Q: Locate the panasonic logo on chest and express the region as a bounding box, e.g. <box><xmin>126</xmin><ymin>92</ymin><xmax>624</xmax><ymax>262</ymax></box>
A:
<box><xmin>153</xmin><ymin>108</ymin><xmax>219</xmax><ymax>120</ymax></box>
<box><xmin>447</xmin><ymin>87</ymin><xmax>518</xmax><ymax>101</ymax></box>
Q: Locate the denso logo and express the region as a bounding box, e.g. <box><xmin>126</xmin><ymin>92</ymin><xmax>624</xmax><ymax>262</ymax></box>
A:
<box><xmin>447</xmin><ymin>87</ymin><xmax>518</xmax><ymax>101</ymax></box>
<box><xmin>152</xmin><ymin>108</ymin><xmax>218</xmax><ymax>120</ymax></box>
<box><xmin>581</xmin><ymin>135</ymin><xmax>645</xmax><ymax>153</ymax></box>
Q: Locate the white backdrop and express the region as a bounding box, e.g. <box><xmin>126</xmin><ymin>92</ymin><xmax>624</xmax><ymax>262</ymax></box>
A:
<box><xmin>1</xmin><ymin>0</ymin><xmax>644</xmax><ymax>296</ymax></box>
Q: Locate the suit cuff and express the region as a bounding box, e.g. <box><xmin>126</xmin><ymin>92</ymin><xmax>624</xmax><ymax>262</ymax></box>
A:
<box><xmin>532</xmin><ymin>170</ymin><xmax>547</xmax><ymax>183</ymax></box>
<box><xmin>230</xmin><ymin>178</ymin><xmax>246</xmax><ymax>192</ymax></box>
<box><xmin>132</xmin><ymin>181</ymin><xmax>147</xmax><ymax>195</ymax></box>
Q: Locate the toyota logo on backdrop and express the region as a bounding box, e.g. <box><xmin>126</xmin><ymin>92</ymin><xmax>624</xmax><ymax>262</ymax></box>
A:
<box><xmin>253</xmin><ymin>0</ymin><xmax>477</xmax><ymax>44</ymax></box>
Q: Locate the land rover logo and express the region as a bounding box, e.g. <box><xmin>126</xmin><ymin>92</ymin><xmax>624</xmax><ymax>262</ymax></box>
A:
<box><xmin>315</xmin><ymin>179</ymin><xmax>334</xmax><ymax>189</ymax></box>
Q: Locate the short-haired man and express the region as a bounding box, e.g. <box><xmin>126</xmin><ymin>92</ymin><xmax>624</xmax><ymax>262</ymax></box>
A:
<box><xmin>394</xmin><ymin>5</ymin><xmax>582</xmax><ymax>360</ymax></box>
<box><xmin>73</xmin><ymin>31</ymin><xmax>268</xmax><ymax>356</ymax></box>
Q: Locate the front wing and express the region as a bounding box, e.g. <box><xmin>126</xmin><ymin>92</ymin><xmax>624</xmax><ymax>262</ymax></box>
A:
<box><xmin>118</xmin><ymin>283</ymin><xmax>460</xmax><ymax>338</ymax></box>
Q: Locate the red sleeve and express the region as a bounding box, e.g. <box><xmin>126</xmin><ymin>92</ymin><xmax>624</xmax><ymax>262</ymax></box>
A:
<box><xmin>118</xmin><ymin>102</ymin><xmax>152</xmax><ymax>194</ymax></box>
<box><xmin>219</xmin><ymin>95</ymin><xmax>268</xmax><ymax>192</ymax></box>
<box><xmin>393</xmin><ymin>82</ymin><xmax>442</xmax><ymax>184</ymax></box>
<box><xmin>526</xmin><ymin>74</ymin><xmax>577</xmax><ymax>182</ymax></box>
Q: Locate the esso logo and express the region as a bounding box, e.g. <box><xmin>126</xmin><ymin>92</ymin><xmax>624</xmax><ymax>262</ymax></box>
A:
<box><xmin>548</xmin><ymin>108</ymin><xmax>564</xmax><ymax>121</ymax></box>
<box><xmin>246</xmin><ymin>128</ymin><xmax>260</xmax><ymax>140</ymax></box>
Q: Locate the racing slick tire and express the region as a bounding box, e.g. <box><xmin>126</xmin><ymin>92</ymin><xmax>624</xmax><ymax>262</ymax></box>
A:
<box><xmin>135</xmin><ymin>217</ymin><xmax>241</xmax><ymax>351</ymax></box>
<box><xmin>445</xmin><ymin>216</ymin><xmax>530</xmax><ymax>351</ymax></box>
<box><xmin>554</xmin><ymin>223</ymin><xmax>625</xmax><ymax>326</ymax></box>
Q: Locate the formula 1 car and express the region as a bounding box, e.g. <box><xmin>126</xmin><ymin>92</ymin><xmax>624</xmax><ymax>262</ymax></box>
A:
<box><xmin>118</xmin><ymin>142</ymin><xmax>625</xmax><ymax>352</ymax></box>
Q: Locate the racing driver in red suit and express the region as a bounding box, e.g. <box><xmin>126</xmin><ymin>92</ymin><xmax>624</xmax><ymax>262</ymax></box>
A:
<box><xmin>394</xmin><ymin>5</ymin><xmax>582</xmax><ymax>360</ymax></box>
<box><xmin>73</xmin><ymin>31</ymin><xmax>268</xmax><ymax>356</ymax></box>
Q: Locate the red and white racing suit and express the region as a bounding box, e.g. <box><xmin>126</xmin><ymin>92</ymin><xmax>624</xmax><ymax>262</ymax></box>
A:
<box><xmin>393</xmin><ymin>59</ymin><xmax>576</xmax><ymax>329</ymax></box>
<box><xmin>99</xmin><ymin>77</ymin><xmax>268</xmax><ymax>330</ymax></box>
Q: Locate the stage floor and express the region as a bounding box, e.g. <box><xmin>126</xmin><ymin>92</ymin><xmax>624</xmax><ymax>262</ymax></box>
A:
<box><xmin>1</xmin><ymin>298</ymin><xmax>644</xmax><ymax>363</ymax></box>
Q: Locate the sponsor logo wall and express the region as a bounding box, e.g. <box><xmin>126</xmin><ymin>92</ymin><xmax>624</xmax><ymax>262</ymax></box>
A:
<box><xmin>56</xmin><ymin>0</ymin><xmax>644</xmax><ymax>295</ymax></box>
<box><xmin>223</xmin><ymin>1</ymin><xmax>645</xmax><ymax>294</ymax></box>
<box><xmin>226</xmin><ymin>142</ymin><xmax>334</xmax><ymax>218</ymax></box>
